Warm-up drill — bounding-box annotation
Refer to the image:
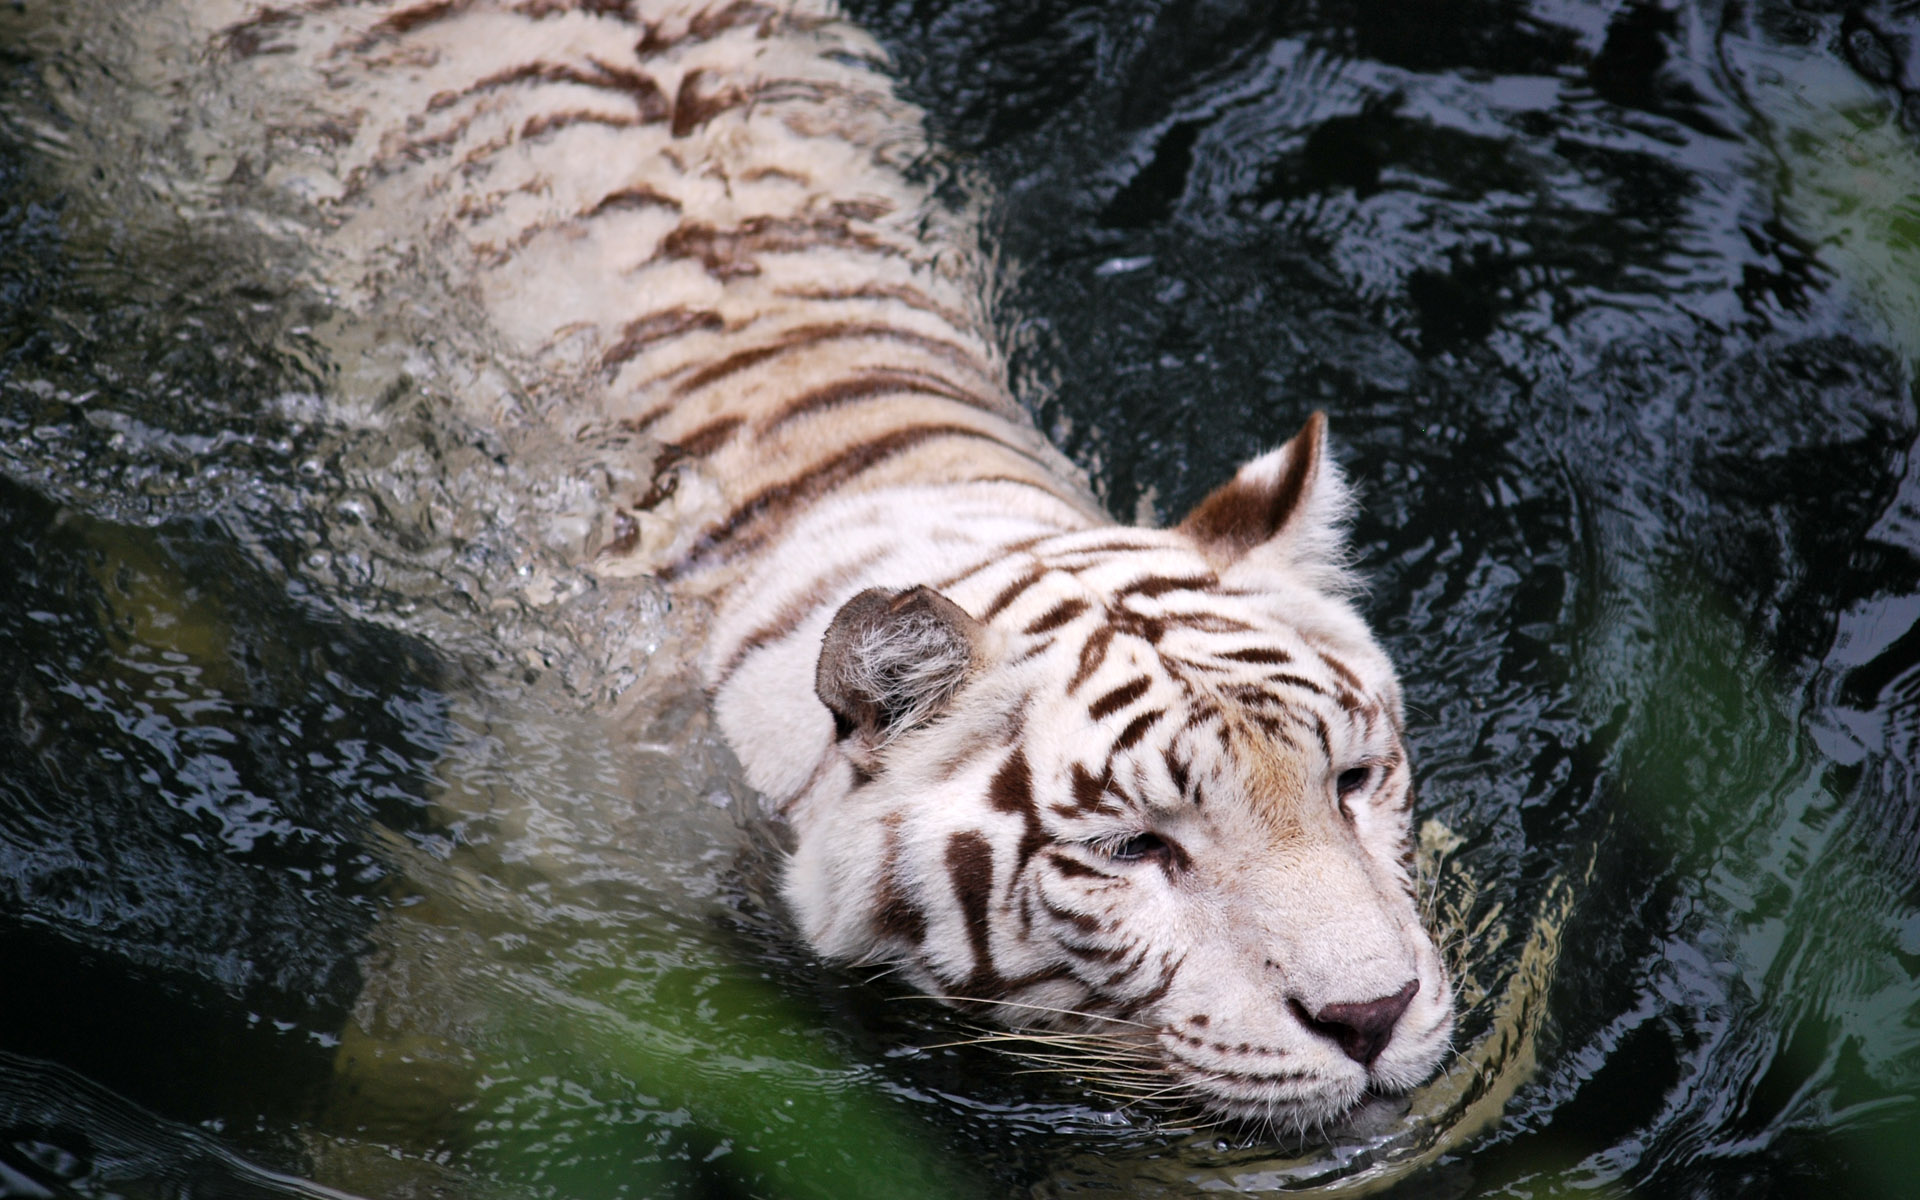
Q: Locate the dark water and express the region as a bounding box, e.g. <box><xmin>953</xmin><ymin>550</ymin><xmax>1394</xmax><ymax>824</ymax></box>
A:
<box><xmin>4</xmin><ymin>1</ymin><xmax>1919</xmax><ymax>1197</ymax></box>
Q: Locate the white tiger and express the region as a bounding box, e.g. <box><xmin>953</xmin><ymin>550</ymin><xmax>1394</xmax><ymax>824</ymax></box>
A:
<box><xmin>196</xmin><ymin>0</ymin><xmax>1454</xmax><ymax>1126</ymax></box>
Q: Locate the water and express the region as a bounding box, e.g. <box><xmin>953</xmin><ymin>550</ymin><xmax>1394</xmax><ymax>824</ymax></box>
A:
<box><xmin>3</xmin><ymin>0</ymin><xmax>1918</xmax><ymax>1197</ymax></box>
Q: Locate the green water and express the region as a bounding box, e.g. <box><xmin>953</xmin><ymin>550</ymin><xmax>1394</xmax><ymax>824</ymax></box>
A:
<box><xmin>3</xmin><ymin>0</ymin><xmax>1918</xmax><ymax>1196</ymax></box>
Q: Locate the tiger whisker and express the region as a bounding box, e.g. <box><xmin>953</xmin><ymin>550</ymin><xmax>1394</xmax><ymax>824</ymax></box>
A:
<box><xmin>1087</xmin><ymin>1088</ymin><xmax>1168</xmax><ymax>1106</ymax></box>
<box><xmin>1003</xmin><ymin>1052</ymin><xmax>1162</xmax><ymax>1072</ymax></box>
<box><xmin>926</xmin><ymin>1038</ymin><xmax>1163</xmax><ymax>1073</ymax></box>
<box><xmin>897</xmin><ymin>993</ymin><xmax>1157</xmax><ymax>1030</ymax></box>
<box><xmin>998</xmin><ymin>1044</ymin><xmax>1160</xmax><ymax>1062</ymax></box>
<box><xmin>954</xmin><ymin>1028</ymin><xmax>1157</xmax><ymax>1050</ymax></box>
<box><xmin>856</xmin><ymin>960</ymin><xmax>915</xmax><ymax>985</ymax></box>
<box><xmin>937</xmin><ymin>1027</ymin><xmax>1159</xmax><ymax>1054</ymax></box>
<box><xmin>1003</xmin><ymin>1058</ymin><xmax>1159</xmax><ymax>1076</ymax></box>
<box><xmin>1117</xmin><ymin>1079</ymin><xmax>1204</xmax><ymax>1104</ymax></box>
<box><xmin>1173</xmin><ymin>1111</ymin><xmax>1233</xmax><ymax>1133</ymax></box>
<box><xmin>1017</xmin><ymin>1065</ymin><xmax>1164</xmax><ymax>1084</ymax></box>
<box><xmin>983</xmin><ymin>1044</ymin><xmax>1159</xmax><ymax>1059</ymax></box>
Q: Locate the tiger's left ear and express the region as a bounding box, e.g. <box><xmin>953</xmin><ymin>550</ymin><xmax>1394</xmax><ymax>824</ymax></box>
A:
<box><xmin>1175</xmin><ymin>411</ymin><xmax>1353</xmax><ymax>586</ymax></box>
<box><xmin>816</xmin><ymin>585</ymin><xmax>985</xmax><ymax>775</ymax></box>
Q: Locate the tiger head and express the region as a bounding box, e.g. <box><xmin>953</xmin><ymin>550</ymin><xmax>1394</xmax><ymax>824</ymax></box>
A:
<box><xmin>788</xmin><ymin>414</ymin><xmax>1453</xmax><ymax>1127</ymax></box>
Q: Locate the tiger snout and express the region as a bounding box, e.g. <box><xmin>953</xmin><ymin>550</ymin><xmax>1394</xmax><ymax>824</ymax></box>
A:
<box><xmin>1145</xmin><ymin>876</ymin><xmax>1451</xmax><ymax>1125</ymax></box>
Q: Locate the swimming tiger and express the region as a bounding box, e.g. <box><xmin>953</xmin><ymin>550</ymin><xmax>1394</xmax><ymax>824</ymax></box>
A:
<box><xmin>197</xmin><ymin>0</ymin><xmax>1455</xmax><ymax>1126</ymax></box>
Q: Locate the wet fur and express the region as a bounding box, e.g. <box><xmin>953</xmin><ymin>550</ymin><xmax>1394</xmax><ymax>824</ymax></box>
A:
<box><xmin>193</xmin><ymin>0</ymin><xmax>1455</xmax><ymax>1125</ymax></box>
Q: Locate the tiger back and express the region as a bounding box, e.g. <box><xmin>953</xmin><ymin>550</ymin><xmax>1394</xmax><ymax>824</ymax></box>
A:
<box><xmin>201</xmin><ymin>0</ymin><xmax>1453</xmax><ymax>1126</ymax></box>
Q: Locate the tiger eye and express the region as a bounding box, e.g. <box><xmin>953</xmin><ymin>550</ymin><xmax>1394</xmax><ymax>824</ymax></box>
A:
<box><xmin>1110</xmin><ymin>831</ymin><xmax>1170</xmax><ymax>862</ymax></box>
<box><xmin>1336</xmin><ymin>766</ymin><xmax>1373</xmax><ymax>797</ymax></box>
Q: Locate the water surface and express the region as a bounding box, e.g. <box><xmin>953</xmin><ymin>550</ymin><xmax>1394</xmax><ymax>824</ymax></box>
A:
<box><xmin>3</xmin><ymin>1</ymin><xmax>1918</xmax><ymax>1197</ymax></box>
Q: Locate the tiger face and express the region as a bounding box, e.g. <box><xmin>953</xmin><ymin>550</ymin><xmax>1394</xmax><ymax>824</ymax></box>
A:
<box><xmin>784</xmin><ymin>416</ymin><xmax>1454</xmax><ymax>1127</ymax></box>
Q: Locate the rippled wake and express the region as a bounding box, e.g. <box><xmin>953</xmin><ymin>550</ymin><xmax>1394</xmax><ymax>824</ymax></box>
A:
<box><xmin>3</xmin><ymin>1</ymin><xmax>1917</xmax><ymax>1197</ymax></box>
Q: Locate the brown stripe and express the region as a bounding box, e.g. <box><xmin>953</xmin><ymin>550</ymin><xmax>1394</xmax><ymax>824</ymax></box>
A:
<box><xmin>1099</xmin><ymin>946</ymin><xmax>1151</xmax><ymax>989</ymax></box>
<box><xmin>873</xmin><ymin>817</ymin><xmax>926</xmax><ymax>945</ymax></box>
<box><xmin>601</xmin><ymin>308</ymin><xmax>723</xmax><ymax>370</ymax></box>
<box><xmin>408</xmin><ymin>127</ymin><xmax>475</xmax><ymax>166</ymax></box>
<box><xmin>631</xmin><ymin>442</ymin><xmax>690</xmax><ymax>511</ymax></box>
<box><xmin>1063</xmin><ymin>939</ymin><xmax>1131</xmax><ymax>965</ymax></box>
<box><xmin>1180</xmin><ymin>612</ymin><xmax>1256</xmax><ymax>634</ymax></box>
<box><xmin>1392</xmin><ymin>771</ymin><xmax>1416</xmax><ymax>814</ymax></box>
<box><xmin>456</xmin><ymin>133</ymin><xmax>516</xmax><ymax>180</ymax></box>
<box><xmin>1223</xmin><ymin>683</ymin><xmax>1279</xmax><ymax>709</ymax></box>
<box><xmin>945</xmin><ymin>831</ymin><xmax>1003</xmax><ymax>996</ymax></box>
<box><xmin>1024</xmin><ymin>598</ymin><xmax>1089</xmax><ymax>636</ymax></box>
<box><xmin>1114</xmin><ymin>573</ymin><xmax>1216</xmax><ymax>602</ymax></box>
<box><xmin>762</xmin><ymin>368</ymin><xmax>1004</xmax><ymax>433</ymax></box>
<box><xmin>347</xmin><ymin>0</ymin><xmax>471</xmax><ymax>50</ymax></box>
<box><xmin>989</xmin><ymin>749</ymin><xmax>1047</xmax><ymax>876</ymax></box>
<box><xmin>988</xmin><ymin>748</ymin><xmax>1034</xmax><ymax>817</ymax></box>
<box><xmin>1038</xmin><ymin>893</ymin><xmax>1103</xmax><ymax>935</ymax></box>
<box><xmin>1110</xmin><ymin>611</ymin><xmax>1164</xmax><ymax>645</ymax></box>
<box><xmin>671</xmin><ymin>339</ymin><xmax>790</xmax><ymax>395</ymax></box>
<box><xmin>670</xmin><ymin>320</ymin><xmax>984</xmax><ymax>397</ymax></box>
<box><xmin>520</xmin><ymin>109</ymin><xmax>641</xmax><ymax>141</ymax></box>
<box><xmin>687</xmin><ymin>1</ymin><xmax>786</xmax><ymax>42</ymax></box>
<box><xmin>636</xmin><ymin>1</ymin><xmax>785</xmax><ymax>54</ymax></box>
<box><xmin>1222</xmin><ymin>646</ymin><xmax>1293</xmax><ymax>665</ymax></box>
<box><xmin>1015</xmin><ymin>637</ymin><xmax>1055</xmax><ymax>661</ymax></box>
<box><xmin>379</xmin><ymin>0</ymin><xmax>465</xmax><ymax>33</ymax></box>
<box><xmin>671</xmin><ymin>68</ymin><xmax>747</xmax><ymax>137</ymax></box>
<box><xmin>587</xmin><ymin>184</ymin><xmax>682</xmax><ymax>216</ymax></box>
<box><xmin>521</xmin><ymin>2</ymin><xmax>641</xmax><ymax>24</ymax></box>
<box><xmin>668</xmin><ymin>415</ymin><xmax>742</xmax><ymax>458</ymax></box>
<box><xmin>665</xmin><ymin>424</ymin><xmax>1034</xmax><ymax>578</ymax></box>
<box><xmin>1112</xmin><ymin>709</ymin><xmax>1163</xmax><ymax>754</ymax></box>
<box><xmin>983</xmin><ymin>566</ymin><xmax>1045</xmax><ymax>619</ymax></box>
<box><xmin>657</xmin><ymin>217</ymin><xmax>903</xmax><ymax>284</ymax></box>
<box><xmin>828</xmin><ymin>197</ymin><xmax>895</xmax><ymax>222</ymax></box>
<box><xmin>1068</xmin><ymin>625</ymin><xmax>1115</xmax><ymax>693</ymax></box>
<box><xmin>742</xmin><ymin>165</ymin><xmax>809</xmax><ymax>185</ymax></box>
<box><xmin>220</xmin><ymin>11</ymin><xmax>299</xmax><ymax>60</ymax></box>
<box><xmin>1052</xmin><ymin>538</ymin><xmax>1164</xmax><ymax>558</ymax></box>
<box><xmin>1167</xmin><ymin>754</ymin><xmax>1192</xmax><ymax>801</ymax></box>
<box><xmin>1046</xmin><ymin>852</ymin><xmax>1116</xmax><ymax>881</ymax></box>
<box><xmin>1114</xmin><ymin>954</ymin><xmax>1181</xmax><ymax>1020</ymax></box>
<box><xmin>1064</xmin><ymin>762</ymin><xmax>1113</xmax><ymax>816</ymax></box>
<box><xmin>776</xmin><ymin>282</ymin><xmax>972</xmax><ymax>329</ymax></box>
<box><xmin>1315</xmin><ymin>647</ymin><xmax>1366</xmax><ymax>691</ymax></box>
<box><xmin>1089</xmin><ymin>677</ymin><xmax>1151</xmax><ymax>722</ymax></box>
<box><xmin>427</xmin><ymin>60</ymin><xmax>671</xmax><ymax>122</ymax></box>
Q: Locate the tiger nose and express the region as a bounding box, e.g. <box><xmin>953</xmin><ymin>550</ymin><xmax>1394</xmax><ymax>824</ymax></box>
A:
<box><xmin>1294</xmin><ymin>979</ymin><xmax>1419</xmax><ymax>1066</ymax></box>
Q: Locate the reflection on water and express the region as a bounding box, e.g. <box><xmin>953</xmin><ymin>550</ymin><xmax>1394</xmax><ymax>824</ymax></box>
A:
<box><xmin>3</xmin><ymin>0</ymin><xmax>1919</xmax><ymax>1197</ymax></box>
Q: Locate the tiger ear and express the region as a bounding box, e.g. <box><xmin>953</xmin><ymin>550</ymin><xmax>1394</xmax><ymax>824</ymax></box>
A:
<box><xmin>1175</xmin><ymin>411</ymin><xmax>1353</xmax><ymax>586</ymax></box>
<box><xmin>816</xmin><ymin>585</ymin><xmax>985</xmax><ymax>773</ymax></box>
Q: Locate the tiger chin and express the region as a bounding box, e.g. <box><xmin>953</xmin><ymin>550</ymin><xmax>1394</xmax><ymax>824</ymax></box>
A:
<box><xmin>707</xmin><ymin>413</ymin><xmax>1454</xmax><ymax>1130</ymax></box>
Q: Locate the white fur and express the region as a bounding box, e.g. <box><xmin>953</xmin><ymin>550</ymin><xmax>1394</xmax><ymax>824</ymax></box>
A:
<box><xmin>181</xmin><ymin>0</ymin><xmax>1453</xmax><ymax>1126</ymax></box>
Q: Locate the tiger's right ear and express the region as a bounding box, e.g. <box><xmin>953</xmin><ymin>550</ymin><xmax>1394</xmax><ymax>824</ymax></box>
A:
<box><xmin>816</xmin><ymin>585</ymin><xmax>984</xmax><ymax>774</ymax></box>
<box><xmin>1175</xmin><ymin>412</ymin><xmax>1354</xmax><ymax>588</ymax></box>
